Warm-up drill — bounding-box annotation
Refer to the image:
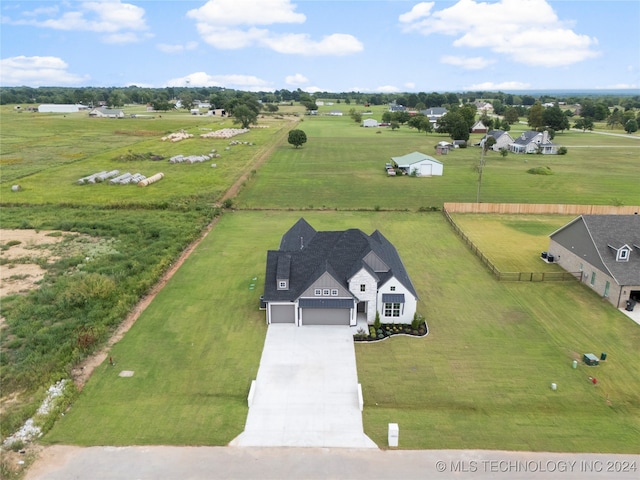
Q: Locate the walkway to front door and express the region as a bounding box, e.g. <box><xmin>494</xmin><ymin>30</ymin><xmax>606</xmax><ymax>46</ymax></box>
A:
<box><xmin>230</xmin><ymin>324</ymin><xmax>377</xmax><ymax>448</ymax></box>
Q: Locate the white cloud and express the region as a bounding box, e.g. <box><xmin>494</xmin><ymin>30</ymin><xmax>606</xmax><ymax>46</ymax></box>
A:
<box><xmin>465</xmin><ymin>81</ymin><xmax>531</xmax><ymax>90</ymax></box>
<box><xmin>398</xmin><ymin>2</ymin><xmax>434</xmax><ymax>24</ymax></box>
<box><xmin>441</xmin><ymin>55</ymin><xmax>495</xmax><ymax>70</ymax></box>
<box><xmin>166</xmin><ymin>72</ymin><xmax>272</xmax><ymax>91</ymax></box>
<box><xmin>0</xmin><ymin>56</ymin><xmax>89</xmax><ymax>87</ymax></box>
<box><xmin>8</xmin><ymin>1</ymin><xmax>148</xmax><ymax>44</ymax></box>
<box><xmin>187</xmin><ymin>0</ymin><xmax>305</xmax><ymax>26</ymax></box>
<box><xmin>400</xmin><ymin>0</ymin><xmax>599</xmax><ymax>67</ymax></box>
<box><xmin>188</xmin><ymin>0</ymin><xmax>362</xmax><ymax>55</ymax></box>
<box><xmin>285</xmin><ymin>73</ymin><xmax>309</xmax><ymax>86</ymax></box>
<box><xmin>157</xmin><ymin>41</ymin><xmax>198</xmax><ymax>54</ymax></box>
<box><xmin>304</xmin><ymin>86</ymin><xmax>322</xmax><ymax>93</ymax></box>
<box><xmin>262</xmin><ymin>33</ymin><xmax>362</xmax><ymax>55</ymax></box>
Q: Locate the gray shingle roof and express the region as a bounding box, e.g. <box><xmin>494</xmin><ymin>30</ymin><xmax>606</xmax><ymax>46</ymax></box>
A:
<box><xmin>551</xmin><ymin>215</ymin><xmax>640</xmax><ymax>285</ymax></box>
<box><xmin>264</xmin><ymin>219</ymin><xmax>418</xmax><ymax>302</ymax></box>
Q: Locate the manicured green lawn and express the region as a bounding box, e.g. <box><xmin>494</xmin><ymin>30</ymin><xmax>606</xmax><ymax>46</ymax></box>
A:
<box><xmin>46</xmin><ymin>211</ymin><xmax>640</xmax><ymax>452</ymax></box>
<box><xmin>450</xmin><ymin>213</ymin><xmax>576</xmax><ymax>271</ymax></box>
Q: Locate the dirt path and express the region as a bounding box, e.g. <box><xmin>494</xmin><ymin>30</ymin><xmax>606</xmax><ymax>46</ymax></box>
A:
<box><xmin>71</xmin><ymin>120</ymin><xmax>295</xmax><ymax>389</ymax></box>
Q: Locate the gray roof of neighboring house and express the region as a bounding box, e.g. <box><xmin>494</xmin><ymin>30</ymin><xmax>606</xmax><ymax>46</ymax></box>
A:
<box><xmin>550</xmin><ymin>215</ymin><xmax>640</xmax><ymax>285</ymax></box>
<box><xmin>264</xmin><ymin>218</ymin><xmax>418</xmax><ymax>302</ymax></box>
<box><xmin>420</xmin><ymin>108</ymin><xmax>447</xmax><ymax>116</ymax></box>
<box><xmin>487</xmin><ymin>129</ymin><xmax>508</xmax><ymax>140</ymax></box>
<box><xmin>512</xmin><ymin>130</ymin><xmax>556</xmax><ymax>147</ymax></box>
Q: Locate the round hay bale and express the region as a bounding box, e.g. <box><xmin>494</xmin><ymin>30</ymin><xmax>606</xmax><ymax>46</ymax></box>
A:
<box><xmin>11</xmin><ymin>185</ymin><xmax>22</xmax><ymax>192</ymax></box>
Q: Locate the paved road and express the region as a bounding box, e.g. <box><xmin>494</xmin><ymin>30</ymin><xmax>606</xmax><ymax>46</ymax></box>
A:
<box><xmin>25</xmin><ymin>445</ymin><xmax>640</xmax><ymax>480</ymax></box>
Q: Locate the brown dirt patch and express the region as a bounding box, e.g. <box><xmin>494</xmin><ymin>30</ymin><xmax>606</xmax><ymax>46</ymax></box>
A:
<box><xmin>0</xmin><ymin>229</ymin><xmax>67</xmax><ymax>298</ymax></box>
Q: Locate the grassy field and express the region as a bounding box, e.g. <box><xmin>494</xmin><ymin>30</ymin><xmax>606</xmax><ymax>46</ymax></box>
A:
<box><xmin>450</xmin><ymin>213</ymin><xmax>575</xmax><ymax>272</ymax></box>
<box><xmin>237</xmin><ymin>114</ymin><xmax>640</xmax><ymax>209</ymax></box>
<box><xmin>45</xmin><ymin>211</ymin><xmax>640</xmax><ymax>452</ymax></box>
<box><xmin>1</xmin><ymin>106</ymin><xmax>296</xmax><ymax>206</ymax></box>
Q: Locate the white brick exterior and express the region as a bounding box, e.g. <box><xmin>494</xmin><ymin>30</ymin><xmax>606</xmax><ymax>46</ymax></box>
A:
<box><xmin>349</xmin><ymin>268</ymin><xmax>378</xmax><ymax>323</ymax></box>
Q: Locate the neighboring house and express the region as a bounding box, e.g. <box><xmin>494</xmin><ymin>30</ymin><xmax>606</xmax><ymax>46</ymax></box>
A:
<box><xmin>474</xmin><ymin>101</ymin><xmax>493</xmax><ymax>113</ymax></box>
<box><xmin>419</xmin><ymin>107</ymin><xmax>447</xmax><ymax>127</ymax></box>
<box><xmin>548</xmin><ymin>215</ymin><xmax>640</xmax><ymax>309</ymax></box>
<box><xmin>263</xmin><ymin>219</ymin><xmax>419</xmax><ymax>326</ymax></box>
<box><xmin>329</xmin><ymin>110</ymin><xmax>343</xmax><ymax>116</ymax></box>
<box><xmin>362</xmin><ymin>118</ymin><xmax>379</xmax><ymax>128</ymax></box>
<box><xmin>471</xmin><ymin>120</ymin><xmax>488</xmax><ymax>133</ymax></box>
<box><xmin>391</xmin><ymin>151</ymin><xmax>444</xmax><ymax>176</ymax></box>
<box><xmin>509</xmin><ymin>130</ymin><xmax>558</xmax><ymax>154</ymax></box>
<box><xmin>89</xmin><ymin>107</ymin><xmax>125</xmax><ymax>118</ymax></box>
<box><xmin>38</xmin><ymin>104</ymin><xmax>82</xmax><ymax>113</ymax></box>
<box><xmin>389</xmin><ymin>104</ymin><xmax>406</xmax><ymax>112</ymax></box>
<box><xmin>481</xmin><ymin>130</ymin><xmax>514</xmax><ymax>151</ymax></box>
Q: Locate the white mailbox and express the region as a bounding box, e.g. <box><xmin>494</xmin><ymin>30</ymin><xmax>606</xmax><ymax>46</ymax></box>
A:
<box><xmin>388</xmin><ymin>423</ymin><xmax>399</xmax><ymax>447</ymax></box>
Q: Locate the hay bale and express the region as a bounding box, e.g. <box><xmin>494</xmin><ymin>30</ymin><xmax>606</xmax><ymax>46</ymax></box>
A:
<box><xmin>11</xmin><ymin>185</ymin><xmax>22</xmax><ymax>192</ymax></box>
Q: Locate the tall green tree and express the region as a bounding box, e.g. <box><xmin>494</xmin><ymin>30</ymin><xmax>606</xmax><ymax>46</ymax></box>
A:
<box><xmin>624</xmin><ymin>119</ymin><xmax>638</xmax><ymax>134</ymax></box>
<box><xmin>543</xmin><ymin>105</ymin><xmax>570</xmax><ymax>132</ymax></box>
<box><xmin>503</xmin><ymin>107</ymin><xmax>519</xmax><ymax>125</ymax></box>
<box><xmin>527</xmin><ymin>102</ymin><xmax>544</xmax><ymax>128</ymax></box>
<box><xmin>288</xmin><ymin>129</ymin><xmax>307</xmax><ymax>148</ymax></box>
<box><xmin>438</xmin><ymin>111</ymin><xmax>470</xmax><ymax>141</ymax></box>
<box><xmin>232</xmin><ymin>104</ymin><xmax>258</xmax><ymax>128</ymax></box>
<box><xmin>574</xmin><ymin>117</ymin><xmax>594</xmax><ymax>131</ymax></box>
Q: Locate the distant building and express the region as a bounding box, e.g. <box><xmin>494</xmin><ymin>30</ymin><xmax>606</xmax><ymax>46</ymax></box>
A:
<box><xmin>38</xmin><ymin>104</ymin><xmax>82</xmax><ymax>113</ymax></box>
<box><xmin>89</xmin><ymin>107</ymin><xmax>125</xmax><ymax>118</ymax></box>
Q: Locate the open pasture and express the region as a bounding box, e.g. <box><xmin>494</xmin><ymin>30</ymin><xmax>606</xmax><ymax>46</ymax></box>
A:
<box><xmin>45</xmin><ymin>211</ymin><xmax>640</xmax><ymax>452</ymax></box>
<box><xmin>238</xmin><ymin>114</ymin><xmax>640</xmax><ymax>210</ymax></box>
<box><xmin>1</xmin><ymin>106</ymin><xmax>294</xmax><ymax>206</ymax></box>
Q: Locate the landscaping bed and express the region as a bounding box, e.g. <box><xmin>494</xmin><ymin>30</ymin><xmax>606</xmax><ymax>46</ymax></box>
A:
<box><xmin>354</xmin><ymin>321</ymin><xmax>428</xmax><ymax>342</ymax></box>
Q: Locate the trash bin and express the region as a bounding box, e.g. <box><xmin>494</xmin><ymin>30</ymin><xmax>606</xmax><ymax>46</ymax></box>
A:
<box><xmin>625</xmin><ymin>299</ymin><xmax>635</xmax><ymax>312</ymax></box>
<box><xmin>600</xmin><ymin>352</ymin><xmax>607</xmax><ymax>361</ymax></box>
<box><xmin>546</xmin><ymin>254</ymin><xmax>555</xmax><ymax>263</ymax></box>
<box><xmin>541</xmin><ymin>251</ymin><xmax>548</xmax><ymax>259</ymax></box>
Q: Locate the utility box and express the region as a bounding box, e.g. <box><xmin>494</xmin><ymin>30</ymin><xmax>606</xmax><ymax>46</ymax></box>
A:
<box><xmin>583</xmin><ymin>353</ymin><xmax>599</xmax><ymax>366</ymax></box>
<box><xmin>388</xmin><ymin>423</ymin><xmax>399</xmax><ymax>447</ymax></box>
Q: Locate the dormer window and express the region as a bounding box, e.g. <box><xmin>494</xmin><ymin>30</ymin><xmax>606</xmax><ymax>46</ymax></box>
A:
<box><xmin>618</xmin><ymin>247</ymin><xmax>630</xmax><ymax>262</ymax></box>
<box><xmin>278</xmin><ymin>280</ymin><xmax>288</xmax><ymax>290</ymax></box>
<box><xmin>609</xmin><ymin>244</ymin><xmax>631</xmax><ymax>262</ymax></box>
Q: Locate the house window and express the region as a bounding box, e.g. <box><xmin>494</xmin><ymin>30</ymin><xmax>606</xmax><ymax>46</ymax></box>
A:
<box><xmin>360</xmin><ymin>284</ymin><xmax>366</xmax><ymax>292</ymax></box>
<box><xmin>331</xmin><ymin>289</ymin><xmax>338</xmax><ymax>296</ymax></box>
<box><xmin>604</xmin><ymin>281</ymin><xmax>610</xmax><ymax>298</ymax></box>
<box><xmin>278</xmin><ymin>281</ymin><xmax>287</xmax><ymax>289</ymax></box>
<box><xmin>390</xmin><ymin>286</ymin><xmax>396</xmax><ymax>291</ymax></box>
<box><xmin>590</xmin><ymin>272</ymin><xmax>596</xmax><ymax>286</ymax></box>
<box><xmin>323</xmin><ymin>289</ymin><xmax>330</xmax><ymax>296</ymax></box>
<box><xmin>618</xmin><ymin>249</ymin><xmax>629</xmax><ymax>261</ymax></box>
<box><xmin>579</xmin><ymin>263</ymin><xmax>583</xmax><ymax>271</ymax></box>
<box><xmin>314</xmin><ymin>289</ymin><xmax>322</xmax><ymax>296</ymax></box>
<box><xmin>384</xmin><ymin>303</ymin><xmax>401</xmax><ymax>317</ymax></box>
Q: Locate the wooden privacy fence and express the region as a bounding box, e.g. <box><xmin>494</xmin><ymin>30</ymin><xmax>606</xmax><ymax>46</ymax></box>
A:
<box><xmin>443</xmin><ymin>203</ymin><xmax>640</xmax><ymax>215</ymax></box>
<box><xmin>442</xmin><ymin>207</ymin><xmax>580</xmax><ymax>282</ymax></box>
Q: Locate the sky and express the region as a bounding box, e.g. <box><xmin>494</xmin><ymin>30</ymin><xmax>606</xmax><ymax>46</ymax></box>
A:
<box><xmin>1</xmin><ymin>0</ymin><xmax>639</xmax><ymax>93</ymax></box>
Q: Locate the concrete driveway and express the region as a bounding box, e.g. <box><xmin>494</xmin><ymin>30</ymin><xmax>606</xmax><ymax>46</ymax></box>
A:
<box><xmin>230</xmin><ymin>324</ymin><xmax>376</xmax><ymax>448</ymax></box>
